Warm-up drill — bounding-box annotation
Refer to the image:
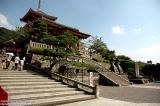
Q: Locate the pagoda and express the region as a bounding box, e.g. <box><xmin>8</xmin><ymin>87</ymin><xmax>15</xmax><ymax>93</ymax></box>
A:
<box><xmin>20</xmin><ymin>8</ymin><xmax>91</xmax><ymax>49</ymax></box>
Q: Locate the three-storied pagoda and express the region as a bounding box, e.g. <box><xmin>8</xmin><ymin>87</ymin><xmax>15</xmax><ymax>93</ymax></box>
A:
<box><xmin>20</xmin><ymin>8</ymin><xmax>91</xmax><ymax>49</ymax></box>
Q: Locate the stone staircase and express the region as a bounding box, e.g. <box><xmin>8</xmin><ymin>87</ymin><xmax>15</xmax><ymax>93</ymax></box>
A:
<box><xmin>0</xmin><ymin>70</ymin><xmax>95</xmax><ymax>105</ymax></box>
<box><xmin>83</xmin><ymin>58</ymin><xmax>130</xmax><ymax>86</ymax></box>
<box><xmin>99</xmin><ymin>71</ymin><xmax>131</xmax><ymax>86</ymax></box>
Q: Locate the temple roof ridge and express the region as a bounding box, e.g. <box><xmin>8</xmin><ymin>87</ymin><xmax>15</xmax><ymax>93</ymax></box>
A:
<box><xmin>20</xmin><ymin>8</ymin><xmax>57</xmax><ymax>22</ymax></box>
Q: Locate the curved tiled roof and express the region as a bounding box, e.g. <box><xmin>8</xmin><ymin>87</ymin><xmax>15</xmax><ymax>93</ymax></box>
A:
<box><xmin>20</xmin><ymin>8</ymin><xmax>91</xmax><ymax>39</ymax></box>
<box><xmin>20</xmin><ymin>8</ymin><xmax>57</xmax><ymax>22</ymax></box>
<box><xmin>43</xmin><ymin>18</ymin><xmax>91</xmax><ymax>39</ymax></box>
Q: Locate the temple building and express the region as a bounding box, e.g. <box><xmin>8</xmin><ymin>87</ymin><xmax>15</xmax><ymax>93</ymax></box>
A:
<box><xmin>20</xmin><ymin>8</ymin><xmax>91</xmax><ymax>49</ymax></box>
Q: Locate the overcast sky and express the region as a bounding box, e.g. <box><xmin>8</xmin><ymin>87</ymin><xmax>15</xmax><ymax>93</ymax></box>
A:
<box><xmin>0</xmin><ymin>0</ymin><xmax>160</xmax><ymax>63</ymax></box>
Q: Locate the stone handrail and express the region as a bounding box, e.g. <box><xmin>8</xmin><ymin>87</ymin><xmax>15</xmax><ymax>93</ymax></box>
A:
<box><xmin>98</xmin><ymin>71</ymin><xmax>119</xmax><ymax>86</ymax></box>
<box><xmin>51</xmin><ymin>72</ymin><xmax>99</xmax><ymax>98</ymax></box>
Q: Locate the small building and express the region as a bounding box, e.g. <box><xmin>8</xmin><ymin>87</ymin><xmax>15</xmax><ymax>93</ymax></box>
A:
<box><xmin>0</xmin><ymin>39</ymin><xmax>20</xmax><ymax>55</ymax></box>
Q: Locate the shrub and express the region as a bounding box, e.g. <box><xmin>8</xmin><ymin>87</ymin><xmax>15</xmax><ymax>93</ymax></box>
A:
<box><xmin>60</xmin><ymin>61</ymin><xmax>98</xmax><ymax>70</ymax></box>
<box><xmin>92</xmin><ymin>56</ymin><xmax>105</xmax><ymax>62</ymax></box>
<box><xmin>29</xmin><ymin>48</ymin><xmax>53</xmax><ymax>56</ymax></box>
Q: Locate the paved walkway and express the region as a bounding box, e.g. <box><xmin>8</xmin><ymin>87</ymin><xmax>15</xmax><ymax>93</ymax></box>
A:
<box><xmin>100</xmin><ymin>84</ymin><xmax>160</xmax><ymax>103</ymax></box>
<box><xmin>58</xmin><ymin>97</ymin><xmax>159</xmax><ymax>106</ymax></box>
<box><xmin>59</xmin><ymin>83</ymin><xmax>160</xmax><ymax>106</ymax></box>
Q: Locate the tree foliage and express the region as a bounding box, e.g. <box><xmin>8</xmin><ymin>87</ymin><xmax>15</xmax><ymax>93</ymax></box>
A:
<box><xmin>41</xmin><ymin>36</ymin><xmax>59</xmax><ymax>46</ymax></box>
<box><xmin>30</xmin><ymin>18</ymin><xmax>48</xmax><ymax>41</ymax></box>
<box><xmin>89</xmin><ymin>36</ymin><xmax>115</xmax><ymax>60</ymax></box>
<box><xmin>89</xmin><ymin>36</ymin><xmax>108</xmax><ymax>54</ymax></box>
<box><xmin>141</xmin><ymin>63</ymin><xmax>160</xmax><ymax>80</ymax></box>
<box><xmin>15</xmin><ymin>18</ymin><xmax>50</xmax><ymax>44</ymax></box>
<box><xmin>14</xmin><ymin>18</ymin><xmax>79</xmax><ymax>61</ymax></box>
<box><xmin>117</xmin><ymin>55</ymin><xmax>135</xmax><ymax>78</ymax></box>
<box><xmin>120</xmin><ymin>60</ymin><xmax>135</xmax><ymax>78</ymax></box>
<box><xmin>117</xmin><ymin>55</ymin><xmax>132</xmax><ymax>61</ymax></box>
<box><xmin>14</xmin><ymin>27</ymin><xmax>33</xmax><ymax>48</ymax></box>
<box><xmin>57</xmin><ymin>32</ymin><xmax>78</xmax><ymax>48</ymax></box>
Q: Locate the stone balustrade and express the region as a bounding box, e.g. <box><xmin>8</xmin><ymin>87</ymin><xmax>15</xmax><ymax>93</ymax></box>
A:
<box><xmin>30</xmin><ymin>41</ymin><xmax>53</xmax><ymax>49</ymax></box>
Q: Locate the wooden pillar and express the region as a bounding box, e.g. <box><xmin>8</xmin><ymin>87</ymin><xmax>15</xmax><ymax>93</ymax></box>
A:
<box><xmin>16</xmin><ymin>48</ymin><xmax>18</xmax><ymax>55</ymax></box>
<box><xmin>77</xmin><ymin>41</ymin><xmax>80</xmax><ymax>50</ymax></box>
<box><xmin>66</xmin><ymin>43</ymin><xmax>69</xmax><ymax>48</ymax></box>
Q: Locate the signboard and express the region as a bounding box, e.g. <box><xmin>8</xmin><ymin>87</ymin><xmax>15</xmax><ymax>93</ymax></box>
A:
<box><xmin>135</xmin><ymin>62</ymin><xmax>140</xmax><ymax>77</ymax></box>
<box><xmin>90</xmin><ymin>72</ymin><xmax>93</xmax><ymax>86</ymax></box>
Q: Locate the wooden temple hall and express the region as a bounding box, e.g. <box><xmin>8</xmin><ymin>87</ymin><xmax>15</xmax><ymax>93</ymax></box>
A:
<box><xmin>20</xmin><ymin>8</ymin><xmax>91</xmax><ymax>49</ymax></box>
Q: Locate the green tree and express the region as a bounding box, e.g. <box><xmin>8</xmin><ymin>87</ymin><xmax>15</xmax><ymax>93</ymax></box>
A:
<box><xmin>41</xmin><ymin>36</ymin><xmax>59</xmax><ymax>46</ymax></box>
<box><xmin>13</xmin><ymin>18</ymin><xmax>50</xmax><ymax>57</ymax></box>
<box><xmin>141</xmin><ymin>63</ymin><xmax>160</xmax><ymax>80</ymax></box>
<box><xmin>89</xmin><ymin>36</ymin><xmax>108</xmax><ymax>54</ymax></box>
<box><xmin>14</xmin><ymin>18</ymin><xmax>49</xmax><ymax>48</ymax></box>
<box><xmin>30</xmin><ymin>18</ymin><xmax>48</xmax><ymax>41</ymax></box>
<box><xmin>14</xmin><ymin>18</ymin><xmax>82</xmax><ymax>65</ymax></box>
<box><xmin>13</xmin><ymin>26</ymin><xmax>34</xmax><ymax>56</ymax></box>
<box><xmin>103</xmin><ymin>50</ymin><xmax>116</xmax><ymax>60</ymax></box>
<box><xmin>120</xmin><ymin>60</ymin><xmax>135</xmax><ymax>78</ymax></box>
<box><xmin>14</xmin><ymin>27</ymin><xmax>32</xmax><ymax>47</ymax></box>
<box><xmin>117</xmin><ymin>55</ymin><xmax>132</xmax><ymax>61</ymax></box>
<box><xmin>57</xmin><ymin>32</ymin><xmax>79</xmax><ymax>48</ymax></box>
<box><xmin>117</xmin><ymin>55</ymin><xmax>135</xmax><ymax>78</ymax></box>
<box><xmin>88</xmin><ymin>36</ymin><xmax>116</xmax><ymax>61</ymax></box>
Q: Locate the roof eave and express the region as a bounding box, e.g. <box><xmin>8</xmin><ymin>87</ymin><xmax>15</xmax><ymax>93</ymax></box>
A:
<box><xmin>20</xmin><ymin>8</ymin><xmax>57</xmax><ymax>22</ymax></box>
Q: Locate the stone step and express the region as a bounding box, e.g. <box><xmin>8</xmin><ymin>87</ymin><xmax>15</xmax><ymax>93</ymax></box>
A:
<box><xmin>0</xmin><ymin>74</ymin><xmax>48</xmax><ymax>77</ymax></box>
<box><xmin>3</xmin><ymin>84</ymin><xmax>67</xmax><ymax>90</ymax></box>
<box><xmin>0</xmin><ymin>70</ymin><xmax>29</xmax><ymax>73</ymax></box>
<box><xmin>7</xmin><ymin>87</ymin><xmax>77</xmax><ymax>95</ymax></box>
<box><xmin>0</xmin><ymin>72</ymin><xmax>39</xmax><ymax>75</ymax></box>
<box><xmin>9</xmin><ymin>95</ymin><xmax>95</xmax><ymax>106</ymax></box>
<box><xmin>0</xmin><ymin>71</ymin><xmax>40</xmax><ymax>75</ymax></box>
<box><xmin>0</xmin><ymin>69</ymin><xmax>95</xmax><ymax>105</ymax></box>
<box><xmin>0</xmin><ymin>71</ymin><xmax>31</xmax><ymax>73</ymax></box>
<box><xmin>0</xmin><ymin>74</ymin><xmax>42</xmax><ymax>77</ymax></box>
<box><xmin>0</xmin><ymin>81</ymin><xmax>61</xmax><ymax>86</ymax></box>
<box><xmin>0</xmin><ymin>79</ymin><xmax>53</xmax><ymax>82</ymax></box>
<box><xmin>0</xmin><ymin>70</ymin><xmax>35</xmax><ymax>74</ymax></box>
<box><xmin>0</xmin><ymin>76</ymin><xmax>49</xmax><ymax>79</ymax></box>
<box><xmin>9</xmin><ymin>90</ymin><xmax>85</xmax><ymax>100</ymax></box>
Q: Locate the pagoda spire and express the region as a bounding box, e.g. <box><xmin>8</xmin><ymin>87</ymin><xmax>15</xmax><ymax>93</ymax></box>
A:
<box><xmin>38</xmin><ymin>0</ymin><xmax>41</xmax><ymax>10</ymax></box>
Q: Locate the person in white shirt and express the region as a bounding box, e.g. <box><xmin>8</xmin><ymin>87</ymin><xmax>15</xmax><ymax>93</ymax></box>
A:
<box><xmin>1</xmin><ymin>56</ymin><xmax>5</xmax><ymax>69</ymax></box>
<box><xmin>23</xmin><ymin>57</ymin><xmax>26</xmax><ymax>61</ymax></box>
<box><xmin>20</xmin><ymin>58</ymin><xmax>24</xmax><ymax>71</ymax></box>
<box><xmin>6</xmin><ymin>54</ymin><xmax>12</xmax><ymax>69</ymax></box>
<box><xmin>14</xmin><ymin>56</ymin><xmax>20</xmax><ymax>70</ymax></box>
